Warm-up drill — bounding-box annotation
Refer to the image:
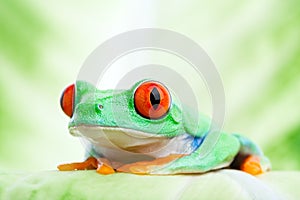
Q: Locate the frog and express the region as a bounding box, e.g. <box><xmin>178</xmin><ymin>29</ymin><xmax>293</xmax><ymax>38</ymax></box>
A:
<box><xmin>58</xmin><ymin>79</ymin><xmax>271</xmax><ymax>175</ymax></box>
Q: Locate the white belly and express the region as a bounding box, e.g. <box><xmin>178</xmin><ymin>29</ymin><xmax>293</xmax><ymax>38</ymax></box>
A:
<box><xmin>69</xmin><ymin>126</ymin><xmax>196</xmax><ymax>166</ymax></box>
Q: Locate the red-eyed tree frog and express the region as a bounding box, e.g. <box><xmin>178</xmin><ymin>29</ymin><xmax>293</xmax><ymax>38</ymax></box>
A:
<box><xmin>58</xmin><ymin>80</ymin><xmax>271</xmax><ymax>175</ymax></box>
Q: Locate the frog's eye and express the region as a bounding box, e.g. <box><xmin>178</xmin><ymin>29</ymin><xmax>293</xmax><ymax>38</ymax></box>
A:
<box><xmin>60</xmin><ymin>84</ymin><xmax>75</xmax><ymax>117</ymax></box>
<box><xmin>134</xmin><ymin>81</ymin><xmax>171</xmax><ymax>119</ymax></box>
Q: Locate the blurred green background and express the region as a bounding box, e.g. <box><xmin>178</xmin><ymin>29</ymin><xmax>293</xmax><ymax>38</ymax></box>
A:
<box><xmin>0</xmin><ymin>0</ymin><xmax>299</xmax><ymax>171</ymax></box>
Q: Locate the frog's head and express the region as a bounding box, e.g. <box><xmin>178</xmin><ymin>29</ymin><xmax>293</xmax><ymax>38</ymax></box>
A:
<box><xmin>60</xmin><ymin>79</ymin><xmax>184</xmax><ymax>136</ymax></box>
<box><xmin>60</xmin><ymin>80</ymin><xmax>209</xmax><ymax>154</ymax></box>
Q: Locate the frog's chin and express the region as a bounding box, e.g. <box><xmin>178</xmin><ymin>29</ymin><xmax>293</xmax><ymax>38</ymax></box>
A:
<box><xmin>69</xmin><ymin>125</ymin><xmax>172</xmax><ymax>153</ymax></box>
<box><xmin>68</xmin><ymin>125</ymin><xmax>194</xmax><ymax>159</ymax></box>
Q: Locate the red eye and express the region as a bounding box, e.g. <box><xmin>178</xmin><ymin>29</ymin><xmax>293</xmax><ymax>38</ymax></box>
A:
<box><xmin>134</xmin><ymin>81</ymin><xmax>171</xmax><ymax>119</ymax></box>
<box><xmin>60</xmin><ymin>84</ymin><xmax>75</xmax><ymax>117</ymax></box>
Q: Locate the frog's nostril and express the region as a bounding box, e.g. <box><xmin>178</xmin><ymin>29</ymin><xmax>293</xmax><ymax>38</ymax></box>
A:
<box><xmin>95</xmin><ymin>104</ymin><xmax>104</xmax><ymax>114</ymax></box>
<box><xmin>98</xmin><ymin>104</ymin><xmax>104</xmax><ymax>109</ymax></box>
<box><xmin>95</xmin><ymin>104</ymin><xmax>103</xmax><ymax>114</ymax></box>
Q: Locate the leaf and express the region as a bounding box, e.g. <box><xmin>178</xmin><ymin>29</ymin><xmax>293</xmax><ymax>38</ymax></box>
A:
<box><xmin>0</xmin><ymin>170</ymin><xmax>299</xmax><ymax>200</ymax></box>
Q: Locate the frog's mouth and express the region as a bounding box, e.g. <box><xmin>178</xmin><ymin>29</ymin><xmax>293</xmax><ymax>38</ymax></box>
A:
<box><xmin>69</xmin><ymin>125</ymin><xmax>172</xmax><ymax>154</ymax></box>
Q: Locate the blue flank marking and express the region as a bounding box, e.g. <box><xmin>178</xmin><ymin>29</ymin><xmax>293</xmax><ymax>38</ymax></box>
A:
<box><xmin>190</xmin><ymin>135</ymin><xmax>206</xmax><ymax>152</ymax></box>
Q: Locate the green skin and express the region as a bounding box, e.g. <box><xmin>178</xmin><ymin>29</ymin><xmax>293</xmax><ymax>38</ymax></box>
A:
<box><xmin>67</xmin><ymin>80</ymin><xmax>270</xmax><ymax>174</ymax></box>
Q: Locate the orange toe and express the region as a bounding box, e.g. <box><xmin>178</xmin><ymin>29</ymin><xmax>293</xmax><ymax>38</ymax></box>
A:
<box><xmin>96</xmin><ymin>163</ymin><xmax>115</xmax><ymax>175</ymax></box>
<box><xmin>96</xmin><ymin>158</ymin><xmax>115</xmax><ymax>175</ymax></box>
<box><xmin>240</xmin><ymin>155</ymin><xmax>263</xmax><ymax>175</ymax></box>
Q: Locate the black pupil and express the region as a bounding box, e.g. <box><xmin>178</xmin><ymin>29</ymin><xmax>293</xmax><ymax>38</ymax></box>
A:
<box><xmin>150</xmin><ymin>87</ymin><xmax>161</xmax><ymax>110</ymax></box>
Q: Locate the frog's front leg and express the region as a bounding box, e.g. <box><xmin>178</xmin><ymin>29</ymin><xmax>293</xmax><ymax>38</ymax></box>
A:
<box><xmin>118</xmin><ymin>133</ymin><xmax>241</xmax><ymax>175</ymax></box>
<box><xmin>57</xmin><ymin>157</ymin><xmax>115</xmax><ymax>175</ymax></box>
<box><xmin>117</xmin><ymin>154</ymin><xmax>186</xmax><ymax>174</ymax></box>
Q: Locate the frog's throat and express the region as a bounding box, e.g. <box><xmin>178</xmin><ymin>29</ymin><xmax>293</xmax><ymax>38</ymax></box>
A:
<box><xmin>68</xmin><ymin>125</ymin><xmax>197</xmax><ymax>156</ymax></box>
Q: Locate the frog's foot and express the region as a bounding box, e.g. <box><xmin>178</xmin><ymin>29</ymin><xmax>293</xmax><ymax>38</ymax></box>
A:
<box><xmin>240</xmin><ymin>155</ymin><xmax>263</xmax><ymax>175</ymax></box>
<box><xmin>117</xmin><ymin>154</ymin><xmax>186</xmax><ymax>175</ymax></box>
<box><xmin>96</xmin><ymin>158</ymin><xmax>115</xmax><ymax>175</ymax></box>
<box><xmin>57</xmin><ymin>157</ymin><xmax>115</xmax><ymax>175</ymax></box>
